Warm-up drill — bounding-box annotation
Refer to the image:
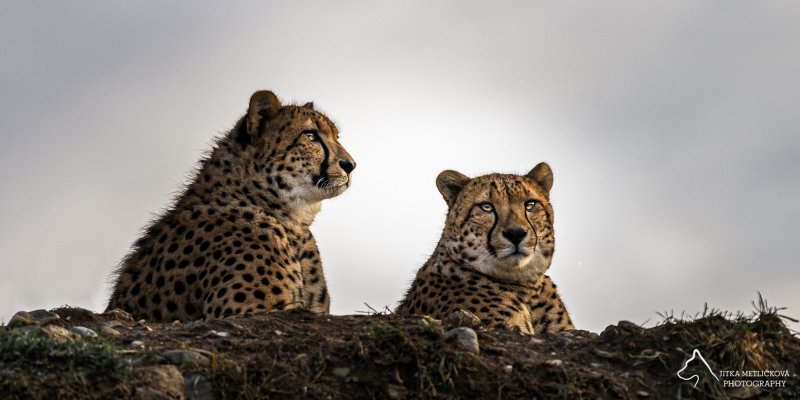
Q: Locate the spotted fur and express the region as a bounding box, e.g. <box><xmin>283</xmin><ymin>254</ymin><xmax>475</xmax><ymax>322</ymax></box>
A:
<box><xmin>107</xmin><ymin>91</ymin><xmax>356</xmax><ymax>321</ymax></box>
<box><xmin>396</xmin><ymin>163</ymin><xmax>574</xmax><ymax>334</ymax></box>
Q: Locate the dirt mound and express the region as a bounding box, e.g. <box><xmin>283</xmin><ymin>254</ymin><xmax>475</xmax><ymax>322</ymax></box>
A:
<box><xmin>1</xmin><ymin>306</ymin><xmax>798</xmax><ymax>399</ymax></box>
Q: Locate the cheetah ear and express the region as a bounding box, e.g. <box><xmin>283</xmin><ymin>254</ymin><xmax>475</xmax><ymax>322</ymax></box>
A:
<box><xmin>436</xmin><ymin>170</ymin><xmax>470</xmax><ymax>208</ymax></box>
<box><xmin>302</xmin><ymin>101</ymin><xmax>314</xmax><ymax>110</ymax></box>
<box><xmin>526</xmin><ymin>162</ymin><xmax>553</xmax><ymax>195</ymax></box>
<box><xmin>246</xmin><ymin>90</ymin><xmax>282</xmax><ymax>138</ymax></box>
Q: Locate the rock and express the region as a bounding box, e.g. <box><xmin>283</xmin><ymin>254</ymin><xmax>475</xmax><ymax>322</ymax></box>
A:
<box><xmin>184</xmin><ymin>373</ymin><xmax>215</xmax><ymax>400</ymax></box>
<box><xmin>419</xmin><ymin>316</ymin><xmax>443</xmax><ymax>328</ymax></box>
<box><xmin>137</xmin><ymin>365</ymin><xmax>184</xmax><ymax>400</ymax></box>
<box><xmin>163</xmin><ymin>350</ymin><xmax>211</xmax><ymax>368</ymax></box>
<box><xmin>636</xmin><ymin>390</ymin><xmax>650</xmax><ymax>397</ymax></box>
<box><xmin>202</xmin><ymin>330</ymin><xmax>229</xmax><ymax>338</ymax></box>
<box><xmin>332</xmin><ymin>367</ymin><xmax>350</xmax><ymax>378</ymax></box>
<box><xmin>131</xmin><ymin>340</ymin><xmax>146</xmax><ymax>349</ymax></box>
<box><xmin>593</xmin><ymin>349</ymin><xmax>622</xmax><ymax>361</ymax></box>
<box><xmin>7</xmin><ymin>309</ymin><xmax>60</xmax><ymax>328</ymax></box>
<box><xmin>502</xmin><ymin>364</ymin><xmax>513</xmax><ymax>374</ymax></box>
<box><xmin>445</xmin><ymin>327</ymin><xmax>479</xmax><ymax>354</ymax></box>
<box><xmin>546</xmin><ymin>359</ymin><xmax>563</xmax><ymax>367</ymax></box>
<box><xmin>70</xmin><ymin>326</ymin><xmax>98</xmax><ymax>338</ymax></box>
<box><xmin>600</xmin><ymin>325</ymin><xmax>618</xmax><ymax>338</ymax></box>
<box><xmin>100</xmin><ymin>325</ymin><xmax>122</xmax><ymax>337</ymax></box>
<box><xmin>617</xmin><ymin>320</ymin><xmax>643</xmax><ymax>333</ymax></box>
<box><xmin>43</xmin><ymin>325</ymin><xmax>72</xmax><ymax>343</ymax></box>
<box><xmin>103</xmin><ymin>308</ymin><xmax>134</xmax><ymax>321</ymax></box>
<box><xmin>443</xmin><ymin>309</ymin><xmax>482</xmax><ymax>329</ymax></box>
<box><xmin>386</xmin><ymin>384</ymin><xmax>407</xmax><ymax>399</ymax></box>
<box><xmin>529</xmin><ymin>336</ymin><xmax>545</xmax><ymax>345</ymax></box>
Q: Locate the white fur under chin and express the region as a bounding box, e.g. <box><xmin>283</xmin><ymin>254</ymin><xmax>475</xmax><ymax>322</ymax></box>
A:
<box><xmin>470</xmin><ymin>248</ymin><xmax>550</xmax><ymax>285</ymax></box>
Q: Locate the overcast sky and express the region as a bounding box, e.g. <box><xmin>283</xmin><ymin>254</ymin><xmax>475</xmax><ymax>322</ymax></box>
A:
<box><xmin>1</xmin><ymin>2</ymin><xmax>798</xmax><ymax>332</ymax></box>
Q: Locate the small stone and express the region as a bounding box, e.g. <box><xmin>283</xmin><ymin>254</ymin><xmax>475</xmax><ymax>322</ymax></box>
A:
<box><xmin>529</xmin><ymin>337</ymin><xmax>545</xmax><ymax>345</ymax></box>
<box><xmin>332</xmin><ymin>367</ymin><xmax>350</xmax><ymax>378</ymax></box>
<box><xmin>70</xmin><ymin>326</ymin><xmax>98</xmax><ymax>338</ymax></box>
<box><xmin>617</xmin><ymin>320</ymin><xmax>642</xmax><ymax>333</ymax></box>
<box><xmin>502</xmin><ymin>365</ymin><xmax>513</xmax><ymax>374</ymax></box>
<box><xmin>163</xmin><ymin>350</ymin><xmax>210</xmax><ymax>368</ymax></box>
<box><xmin>590</xmin><ymin>362</ymin><xmax>602</xmax><ymax>368</ymax></box>
<box><xmin>100</xmin><ymin>325</ymin><xmax>121</xmax><ymax>337</ymax></box>
<box><xmin>546</xmin><ymin>359</ymin><xmax>563</xmax><ymax>367</ymax></box>
<box><xmin>43</xmin><ymin>325</ymin><xmax>72</xmax><ymax>343</ymax></box>
<box><xmin>274</xmin><ymin>330</ymin><xmax>284</xmax><ymax>336</ymax></box>
<box><xmin>137</xmin><ymin>365</ymin><xmax>184</xmax><ymax>399</ymax></box>
<box><xmin>593</xmin><ymin>349</ymin><xmax>621</xmax><ymax>360</ymax></box>
<box><xmin>443</xmin><ymin>309</ymin><xmax>482</xmax><ymax>329</ymax></box>
<box><xmin>419</xmin><ymin>316</ymin><xmax>442</xmax><ymax>328</ymax></box>
<box><xmin>445</xmin><ymin>327</ymin><xmax>479</xmax><ymax>354</ymax></box>
<box><xmin>103</xmin><ymin>308</ymin><xmax>134</xmax><ymax>322</ymax></box>
<box><xmin>184</xmin><ymin>373</ymin><xmax>215</xmax><ymax>400</ymax></box>
<box><xmin>131</xmin><ymin>340</ymin><xmax>146</xmax><ymax>349</ymax></box>
<box><xmin>203</xmin><ymin>330</ymin><xmax>229</xmax><ymax>338</ymax></box>
<box><xmin>386</xmin><ymin>385</ymin><xmax>406</xmax><ymax>399</ymax></box>
<box><xmin>636</xmin><ymin>390</ymin><xmax>650</xmax><ymax>397</ymax></box>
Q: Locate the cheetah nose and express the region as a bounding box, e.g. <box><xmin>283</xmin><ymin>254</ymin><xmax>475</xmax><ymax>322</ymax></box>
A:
<box><xmin>339</xmin><ymin>159</ymin><xmax>356</xmax><ymax>174</ymax></box>
<box><xmin>502</xmin><ymin>227</ymin><xmax>528</xmax><ymax>246</ymax></box>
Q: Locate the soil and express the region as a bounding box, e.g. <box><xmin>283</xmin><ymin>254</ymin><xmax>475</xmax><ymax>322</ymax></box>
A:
<box><xmin>1</xmin><ymin>306</ymin><xmax>798</xmax><ymax>399</ymax></box>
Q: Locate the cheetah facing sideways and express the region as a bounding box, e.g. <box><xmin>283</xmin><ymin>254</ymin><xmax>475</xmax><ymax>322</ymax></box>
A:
<box><xmin>107</xmin><ymin>91</ymin><xmax>356</xmax><ymax>321</ymax></box>
<box><xmin>396</xmin><ymin>163</ymin><xmax>574</xmax><ymax>334</ymax></box>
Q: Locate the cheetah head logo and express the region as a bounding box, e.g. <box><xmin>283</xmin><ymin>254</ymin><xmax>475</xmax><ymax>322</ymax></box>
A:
<box><xmin>676</xmin><ymin>349</ymin><xmax>720</xmax><ymax>388</ymax></box>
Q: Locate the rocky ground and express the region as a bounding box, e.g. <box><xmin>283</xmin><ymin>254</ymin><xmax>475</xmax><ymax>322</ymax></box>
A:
<box><xmin>0</xmin><ymin>304</ymin><xmax>798</xmax><ymax>400</ymax></box>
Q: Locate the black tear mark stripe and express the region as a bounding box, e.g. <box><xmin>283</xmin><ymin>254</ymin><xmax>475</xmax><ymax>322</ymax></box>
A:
<box><xmin>525</xmin><ymin>212</ymin><xmax>539</xmax><ymax>249</ymax></box>
<box><xmin>486</xmin><ymin>209</ymin><xmax>498</xmax><ymax>256</ymax></box>
<box><xmin>314</xmin><ymin>129</ymin><xmax>331</xmax><ymax>186</ymax></box>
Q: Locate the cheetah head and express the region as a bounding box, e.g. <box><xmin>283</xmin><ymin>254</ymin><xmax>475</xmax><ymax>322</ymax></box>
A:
<box><xmin>436</xmin><ymin>163</ymin><xmax>555</xmax><ymax>284</ymax></box>
<box><xmin>234</xmin><ymin>91</ymin><xmax>356</xmax><ymax>204</ymax></box>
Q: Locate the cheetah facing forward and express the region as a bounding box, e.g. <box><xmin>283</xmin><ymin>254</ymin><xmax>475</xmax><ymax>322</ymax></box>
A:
<box><xmin>107</xmin><ymin>91</ymin><xmax>355</xmax><ymax>321</ymax></box>
<box><xmin>396</xmin><ymin>163</ymin><xmax>574</xmax><ymax>334</ymax></box>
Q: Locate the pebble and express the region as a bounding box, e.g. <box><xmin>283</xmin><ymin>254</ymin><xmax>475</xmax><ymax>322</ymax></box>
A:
<box><xmin>546</xmin><ymin>359</ymin><xmax>564</xmax><ymax>367</ymax></box>
<box><xmin>636</xmin><ymin>390</ymin><xmax>650</xmax><ymax>397</ymax></box>
<box><xmin>137</xmin><ymin>365</ymin><xmax>184</xmax><ymax>399</ymax></box>
<box><xmin>131</xmin><ymin>340</ymin><xmax>146</xmax><ymax>349</ymax></box>
<box><xmin>70</xmin><ymin>326</ymin><xmax>98</xmax><ymax>338</ymax></box>
<box><xmin>43</xmin><ymin>325</ymin><xmax>72</xmax><ymax>343</ymax></box>
<box><xmin>445</xmin><ymin>327</ymin><xmax>480</xmax><ymax>354</ymax></box>
<box><xmin>103</xmin><ymin>308</ymin><xmax>134</xmax><ymax>322</ymax></box>
<box><xmin>184</xmin><ymin>373</ymin><xmax>216</xmax><ymax>400</ymax></box>
<box><xmin>502</xmin><ymin>365</ymin><xmax>513</xmax><ymax>374</ymax></box>
<box><xmin>203</xmin><ymin>330</ymin><xmax>230</xmax><ymax>338</ymax></box>
<box><xmin>443</xmin><ymin>309</ymin><xmax>481</xmax><ymax>328</ymax></box>
<box><xmin>332</xmin><ymin>367</ymin><xmax>350</xmax><ymax>378</ymax></box>
<box><xmin>593</xmin><ymin>349</ymin><xmax>621</xmax><ymax>360</ymax></box>
<box><xmin>617</xmin><ymin>320</ymin><xmax>642</xmax><ymax>332</ymax></box>
<box><xmin>528</xmin><ymin>337</ymin><xmax>545</xmax><ymax>345</ymax></box>
<box><xmin>99</xmin><ymin>325</ymin><xmax>122</xmax><ymax>337</ymax></box>
<box><xmin>162</xmin><ymin>349</ymin><xmax>211</xmax><ymax>368</ymax></box>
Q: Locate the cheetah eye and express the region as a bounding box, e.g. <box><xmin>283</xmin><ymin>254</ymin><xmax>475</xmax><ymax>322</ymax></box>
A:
<box><xmin>303</xmin><ymin>130</ymin><xmax>320</xmax><ymax>142</ymax></box>
<box><xmin>478</xmin><ymin>202</ymin><xmax>494</xmax><ymax>213</ymax></box>
<box><xmin>525</xmin><ymin>200</ymin><xmax>538</xmax><ymax>211</ymax></box>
